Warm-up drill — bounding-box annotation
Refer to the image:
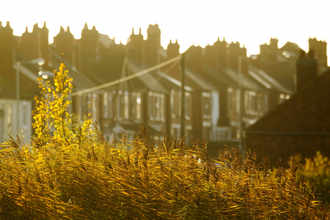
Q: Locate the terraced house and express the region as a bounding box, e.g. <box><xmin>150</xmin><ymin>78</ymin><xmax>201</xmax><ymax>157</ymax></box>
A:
<box><xmin>0</xmin><ymin>22</ymin><xmax>327</xmax><ymax>150</ymax></box>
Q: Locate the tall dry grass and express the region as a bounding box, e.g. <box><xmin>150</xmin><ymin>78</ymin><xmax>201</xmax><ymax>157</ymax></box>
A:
<box><xmin>0</xmin><ymin>63</ymin><xmax>328</xmax><ymax>219</ymax></box>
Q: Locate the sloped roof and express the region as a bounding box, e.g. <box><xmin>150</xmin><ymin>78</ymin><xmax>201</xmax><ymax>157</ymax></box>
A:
<box><xmin>154</xmin><ymin>70</ymin><xmax>193</xmax><ymax>92</ymax></box>
<box><xmin>49</xmin><ymin>47</ymin><xmax>97</xmax><ymax>91</ymax></box>
<box><xmin>280</xmin><ymin>41</ymin><xmax>301</xmax><ymax>54</ymax></box>
<box><xmin>246</xmin><ymin>68</ymin><xmax>330</xmax><ymax>133</ymax></box>
<box><xmin>202</xmin><ymin>64</ymin><xmax>237</xmax><ymax>89</ymax></box>
<box><xmin>185</xmin><ymin>67</ymin><xmax>217</xmax><ymax>91</ymax></box>
<box><xmin>125</xmin><ymin>57</ymin><xmax>168</xmax><ymax>94</ymax></box>
<box><xmin>98</xmin><ymin>34</ymin><xmax>114</xmax><ymax>48</ymax></box>
<box><xmin>0</xmin><ymin>69</ymin><xmax>35</xmax><ymax>99</ymax></box>
<box><xmin>158</xmin><ymin>47</ymin><xmax>167</xmax><ymax>60</ymax></box>
<box><xmin>248</xmin><ymin>65</ymin><xmax>292</xmax><ymax>94</ymax></box>
<box><xmin>217</xmin><ymin>63</ymin><xmax>265</xmax><ymax>91</ymax></box>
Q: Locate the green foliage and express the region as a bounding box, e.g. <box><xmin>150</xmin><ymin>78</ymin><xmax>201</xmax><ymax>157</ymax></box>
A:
<box><xmin>0</xmin><ymin>63</ymin><xmax>329</xmax><ymax>219</ymax></box>
<box><xmin>297</xmin><ymin>151</ymin><xmax>330</xmax><ymax>200</ymax></box>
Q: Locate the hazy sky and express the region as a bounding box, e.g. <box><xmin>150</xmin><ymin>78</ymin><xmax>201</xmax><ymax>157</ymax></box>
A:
<box><xmin>1</xmin><ymin>0</ymin><xmax>329</xmax><ymax>56</ymax></box>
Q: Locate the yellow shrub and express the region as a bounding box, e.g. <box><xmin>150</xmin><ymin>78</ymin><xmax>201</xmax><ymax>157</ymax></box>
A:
<box><xmin>0</xmin><ymin>64</ymin><xmax>328</xmax><ymax>219</ymax></box>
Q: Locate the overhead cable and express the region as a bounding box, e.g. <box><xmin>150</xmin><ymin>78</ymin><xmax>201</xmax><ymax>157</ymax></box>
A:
<box><xmin>71</xmin><ymin>55</ymin><xmax>181</xmax><ymax>96</ymax></box>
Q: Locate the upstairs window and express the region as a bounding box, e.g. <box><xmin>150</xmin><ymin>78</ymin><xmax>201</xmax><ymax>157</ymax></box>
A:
<box><xmin>124</xmin><ymin>91</ymin><xmax>129</xmax><ymax>119</ymax></box>
<box><xmin>149</xmin><ymin>91</ymin><xmax>165</xmax><ymax>121</ymax></box>
<box><xmin>236</xmin><ymin>90</ymin><xmax>240</xmax><ymax>113</ymax></box>
<box><xmin>170</xmin><ymin>90</ymin><xmax>175</xmax><ymax>118</ymax></box>
<box><xmin>131</xmin><ymin>92</ymin><xmax>142</xmax><ymax>120</ymax></box>
<box><xmin>202</xmin><ymin>92</ymin><xmax>211</xmax><ymax>119</ymax></box>
<box><xmin>92</xmin><ymin>94</ymin><xmax>98</xmax><ymax>121</ymax></box>
<box><xmin>22</xmin><ymin>103</ymin><xmax>28</xmax><ymax>129</ymax></box>
<box><xmin>136</xmin><ymin>94</ymin><xmax>141</xmax><ymax>120</ymax></box>
<box><xmin>244</xmin><ymin>90</ymin><xmax>257</xmax><ymax>114</ymax></box>
<box><xmin>108</xmin><ymin>92</ymin><xmax>113</xmax><ymax>118</ymax></box>
<box><xmin>116</xmin><ymin>90</ymin><xmax>122</xmax><ymax>119</ymax></box>
<box><xmin>185</xmin><ymin>92</ymin><xmax>191</xmax><ymax>120</ymax></box>
<box><xmin>103</xmin><ymin>93</ymin><xmax>108</xmax><ymax>118</ymax></box>
<box><xmin>77</xmin><ymin>95</ymin><xmax>82</xmax><ymax>119</ymax></box>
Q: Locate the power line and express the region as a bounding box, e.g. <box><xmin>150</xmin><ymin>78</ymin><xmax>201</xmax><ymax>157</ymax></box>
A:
<box><xmin>71</xmin><ymin>55</ymin><xmax>181</xmax><ymax>97</ymax></box>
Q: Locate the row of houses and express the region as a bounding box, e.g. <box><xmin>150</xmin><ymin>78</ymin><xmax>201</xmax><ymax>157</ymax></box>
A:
<box><xmin>0</xmin><ymin>22</ymin><xmax>328</xmax><ymax>156</ymax></box>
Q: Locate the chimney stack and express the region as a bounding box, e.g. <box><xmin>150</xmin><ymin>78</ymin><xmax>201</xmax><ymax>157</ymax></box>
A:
<box><xmin>295</xmin><ymin>49</ymin><xmax>318</xmax><ymax>92</ymax></box>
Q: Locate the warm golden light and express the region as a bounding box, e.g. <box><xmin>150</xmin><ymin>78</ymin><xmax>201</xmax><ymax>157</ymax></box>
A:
<box><xmin>1</xmin><ymin>0</ymin><xmax>329</xmax><ymax>58</ymax></box>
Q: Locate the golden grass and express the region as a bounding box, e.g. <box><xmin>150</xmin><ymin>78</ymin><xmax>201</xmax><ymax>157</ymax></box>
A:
<box><xmin>0</xmin><ymin>63</ymin><xmax>328</xmax><ymax>219</ymax></box>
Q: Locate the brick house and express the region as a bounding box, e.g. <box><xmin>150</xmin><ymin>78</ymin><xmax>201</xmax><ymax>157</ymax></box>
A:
<box><xmin>51</xmin><ymin>25</ymin><xmax>99</xmax><ymax>128</ymax></box>
<box><xmin>245</xmin><ymin>50</ymin><xmax>330</xmax><ymax>164</ymax></box>
<box><xmin>180</xmin><ymin>38</ymin><xmax>292</xmax><ymax>147</ymax></box>
<box><xmin>2</xmin><ymin>22</ymin><xmax>328</xmax><ymax>150</ymax></box>
<box><xmin>47</xmin><ymin>24</ymin><xmax>328</xmax><ymax>148</ymax></box>
<box><xmin>0</xmin><ymin>22</ymin><xmax>49</xmax><ymax>143</ymax></box>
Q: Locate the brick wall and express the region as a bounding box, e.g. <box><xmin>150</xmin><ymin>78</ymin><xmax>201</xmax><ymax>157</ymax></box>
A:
<box><xmin>246</xmin><ymin>69</ymin><xmax>330</xmax><ymax>164</ymax></box>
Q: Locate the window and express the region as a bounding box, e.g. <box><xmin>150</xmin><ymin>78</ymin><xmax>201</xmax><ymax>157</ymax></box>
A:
<box><xmin>136</xmin><ymin>93</ymin><xmax>141</xmax><ymax>120</ymax></box>
<box><xmin>103</xmin><ymin>93</ymin><xmax>108</xmax><ymax>118</ymax></box>
<box><xmin>160</xmin><ymin>94</ymin><xmax>165</xmax><ymax>121</ymax></box>
<box><xmin>149</xmin><ymin>91</ymin><xmax>153</xmax><ymax>120</ymax></box>
<box><xmin>249</xmin><ymin>91</ymin><xmax>256</xmax><ymax>113</ymax></box>
<box><xmin>185</xmin><ymin>92</ymin><xmax>190</xmax><ymax>119</ymax></box>
<box><xmin>264</xmin><ymin>93</ymin><xmax>268</xmax><ymax>113</ymax></box>
<box><xmin>236</xmin><ymin>90</ymin><xmax>240</xmax><ymax>113</ymax></box>
<box><xmin>257</xmin><ymin>95</ymin><xmax>263</xmax><ymax>113</ymax></box>
<box><xmin>92</xmin><ymin>94</ymin><xmax>97</xmax><ymax>121</ymax></box>
<box><xmin>170</xmin><ymin>90</ymin><xmax>175</xmax><ymax>118</ymax></box>
<box><xmin>155</xmin><ymin>93</ymin><xmax>160</xmax><ymax>119</ymax></box>
<box><xmin>22</xmin><ymin>103</ymin><xmax>28</xmax><ymax>128</ymax></box>
<box><xmin>108</xmin><ymin>92</ymin><xmax>113</xmax><ymax>118</ymax></box>
<box><xmin>81</xmin><ymin>94</ymin><xmax>86</xmax><ymax>117</ymax></box>
<box><xmin>124</xmin><ymin>91</ymin><xmax>129</xmax><ymax>119</ymax></box>
<box><xmin>131</xmin><ymin>92</ymin><xmax>141</xmax><ymax>120</ymax></box>
<box><xmin>87</xmin><ymin>93</ymin><xmax>92</xmax><ymax>118</ymax></box>
<box><xmin>228</xmin><ymin>88</ymin><xmax>232</xmax><ymax>112</ymax></box>
<box><xmin>244</xmin><ymin>91</ymin><xmax>248</xmax><ymax>113</ymax></box>
<box><xmin>7</xmin><ymin>105</ymin><xmax>12</xmax><ymax>133</ymax></box>
<box><xmin>77</xmin><ymin>95</ymin><xmax>82</xmax><ymax>119</ymax></box>
<box><xmin>117</xmin><ymin>90</ymin><xmax>122</xmax><ymax>119</ymax></box>
<box><xmin>149</xmin><ymin>91</ymin><xmax>165</xmax><ymax>121</ymax></box>
<box><xmin>244</xmin><ymin>90</ymin><xmax>258</xmax><ymax>114</ymax></box>
<box><xmin>202</xmin><ymin>92</ymin><xmax>211</xmax><ymax>118</ymax></box>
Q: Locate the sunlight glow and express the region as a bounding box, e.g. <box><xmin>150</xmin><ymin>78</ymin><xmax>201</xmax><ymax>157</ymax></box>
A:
<box><xmin>1</xmin><ymin>0</ymin><xmax>329</xmax><ymax>57</ymax></box>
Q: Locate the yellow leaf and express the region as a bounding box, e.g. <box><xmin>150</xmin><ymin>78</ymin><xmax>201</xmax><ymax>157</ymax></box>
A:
<box><xmin>0</xmin><ymin>148</ymin><xmax>15</xmax><ymax>153</ymax></box>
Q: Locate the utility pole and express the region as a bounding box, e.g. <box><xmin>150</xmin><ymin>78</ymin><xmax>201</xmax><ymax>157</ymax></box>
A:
<box><xmin>180</xmin><ymin>53</ymin><xmax>185</xmax><ymax>138</ymax></box>
<box><xmin>238</xmin><ymin>56</ymin><xmax>243</xmax><ymax>153</ymax></box>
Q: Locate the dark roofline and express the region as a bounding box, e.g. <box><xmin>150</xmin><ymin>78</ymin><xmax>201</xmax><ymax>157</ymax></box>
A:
<box><xmin>246</xmin><ymin>68</ymin><xmax>330</xmax><ymax>131</ymax></box>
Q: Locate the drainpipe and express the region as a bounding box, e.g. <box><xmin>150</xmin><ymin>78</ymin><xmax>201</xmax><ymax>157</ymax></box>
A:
<box><xmin>180</xmin><ymin>53</ymin><xmax>185</xmax><ymax>139</ymax></box>
<box><xmin>238</xmin><ymin>56</ymin><xmax>243</xmax><ymax>153</ymax></box>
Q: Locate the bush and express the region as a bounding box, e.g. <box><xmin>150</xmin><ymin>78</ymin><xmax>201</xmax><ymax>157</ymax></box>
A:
<box><xmin>0</xmin><ymin>63</ymin><xmax>329</xmax><ymax>219</ymax></box>
<box><xmin>297</xmin><ymin>151</ymin><xmax>330</xmax><ymax>201</ymax></box>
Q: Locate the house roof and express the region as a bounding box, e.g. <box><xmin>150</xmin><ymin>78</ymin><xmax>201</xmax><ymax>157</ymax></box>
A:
<box><xmin>0</xmin><ymin>68</ymin><xmax>35</xmax><ymax>99</ymax></box>
<box><xmin>246</xmin><ymin>68</ymin><xmax>330</xmax><ymax>133</ymax></box>
<box><xmin>217</xmin><ymin>63</ymin><xmax>265</xmax><ymax>91</ymax></box>
<box><xmin>154</xmin><ymin>70</ymin><xmax>193</xmax><ymax>92</ymax></box>
<box><xmin>185</xmin><ymin>67</ymin><xmax>218</xmax><ymax>91</ymax></box>
<box><xmin>248</xmin><ymin>65</ymin><xmax>292</xmax><ymax>94</ymax></box>
<box><xmin>280</xmin><ymin>41</ymin><xmax>301</xmax><ymax>55</ymax></box>
<box><xmin>98</xmin><ymin>34</ymin><xmax>114</xmax><ymax>49</ymax></box>
<box><xmin>49</xmin><ymin>47</ymin><xmax>98</xmax><ymax>91</ymax></box>
<box><xmin>202</xmin><ymin>64</ymin><xmax>237</xmax><ymax>89</ymax></box>
<box><xmin>125</xmin><ymin>57</ymin><xmax>168</xmax><ymax>94</ymax></box>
